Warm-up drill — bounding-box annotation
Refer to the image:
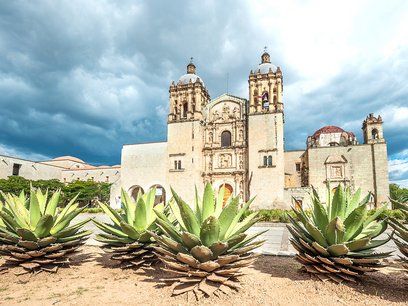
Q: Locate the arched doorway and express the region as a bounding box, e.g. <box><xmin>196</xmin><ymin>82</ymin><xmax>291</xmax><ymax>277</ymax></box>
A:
<box><xmin>222</xmin><ymin>184</ymin><xmax>233</xmax><ymax>207</ymax></box>
<box><xmin>371</xmin><ymin>128</ymin><xmax>379</xmax><ymax>140</ymax></box>
<box><xmin>150</xmin><ymin>184</ymin><xmax>166</xmax><ymax>206</ymax></box>
<box><xmin>129</xmin><ymin>185</ymin><xmax>144</xmax><ymax>201</ymax></box>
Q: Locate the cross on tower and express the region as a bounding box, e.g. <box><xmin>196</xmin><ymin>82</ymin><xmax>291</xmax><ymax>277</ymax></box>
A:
<box><xmin>264</xmin><ymin>46</ymin><xmax>268</xmax><ymax>53</ymax></box>
<box><xmin>190</xmin><ymin>57</ymin><xmax>194</xmax><ymax>63</ymax></box>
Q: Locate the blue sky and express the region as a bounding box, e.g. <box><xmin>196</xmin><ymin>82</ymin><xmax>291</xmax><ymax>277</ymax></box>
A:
<box><xmin>0</xmin><ymin>0</ymin><xmax>407</xmax><ymax>186</ymax></box>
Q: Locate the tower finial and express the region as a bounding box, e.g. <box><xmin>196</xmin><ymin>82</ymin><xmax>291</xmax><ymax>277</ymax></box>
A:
<box><xmin>264</xmin><ymin>46</ymin><xmax>268</xmax><ymax>53</ymax></box>
<box><xmin>187</xmin><ymin>57</ymin><xmax>196</xmax><ymax>74</ymax></box>
<box><xmin>190</xmin><ymin>57</ymin><xmax>194</xmax><ymax>63</ymax></box>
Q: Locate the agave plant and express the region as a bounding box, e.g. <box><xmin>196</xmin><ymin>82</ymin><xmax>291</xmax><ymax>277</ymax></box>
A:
<box><xmin>93</xmin><ymin>187</ymin><xmax>164</xmax><ymax>269</ymax></box>
<box><xmin>149</xmin><ymin>183</ymin><xmax>265</xmax><ymax>298</ymax></box>
<box><xmin>388</xmin><ymin>199</ymin><xmax>408</xmax><ymax>266</ymax></box>
<box><xmin>0</xmin><ymin>189</ymin><xmax>91</xmax><ymax>274</ymax></box>
<box><xmin>288</xmin><ymin>184</ymin><xmax>392</xmax><ymax>283</ymax></box>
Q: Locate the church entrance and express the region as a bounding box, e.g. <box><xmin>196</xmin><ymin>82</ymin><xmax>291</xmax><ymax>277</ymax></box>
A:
<box><xmin>129</xmin><ymin>185</ymin><xmax>144</xmax><ymax>201</ymax></box>
<box><xmin>222</xmin><ymin>184</ymin><xmax>233</xmax><ymax>207</ymax></box>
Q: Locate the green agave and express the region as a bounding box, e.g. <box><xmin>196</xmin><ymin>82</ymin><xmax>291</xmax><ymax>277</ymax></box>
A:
<box><xmin>149</xmin><ymin>183</ymin><xmax>265</xmax><ymax>298</ymax></box>
<box><xmin>388</xmin><ymin>199</ymin><xmax>408</xmax><ymax>266</ymax></box>
<box><xmin>0</xmin><ymin>189</ymin><xmax>91</xmax><ymax>273</ymax></box>
<box><xmin>93</xmin><ymin>187</ymin><xmax>164</xmax><ymax>268</ymax></box>
<box><xmin>288</xmin><ymin>184</ymin><xmax>391</xmax><ymax>283</ymax></box>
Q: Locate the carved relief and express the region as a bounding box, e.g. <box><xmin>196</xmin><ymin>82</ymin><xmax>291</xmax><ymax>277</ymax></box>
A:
<box><xmin>219</xmin><ymin>154</ymin><xmax>232</xmax><ymax>168</ymax></box>
<box><xmin>331</xmin><ymin>166</ymin><xmax>343</xmax><ymax>179</ymax></box>
<box><xmin>208</xmin><ymin>131</ymin><xmax>213</xmax><ymax>143</ymax></box>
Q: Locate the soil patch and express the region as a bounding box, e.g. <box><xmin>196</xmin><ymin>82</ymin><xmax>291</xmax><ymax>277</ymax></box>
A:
<box><xmin>0</xmin><ymin>246</ymin><xmax>406</xmax><ymax>305</ymax></box>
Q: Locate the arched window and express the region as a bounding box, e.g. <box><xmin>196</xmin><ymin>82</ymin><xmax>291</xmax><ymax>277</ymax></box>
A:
<box><xmin>372</xmin><ymin>129</ymin><xmax>378</xmax><ymax>140</ymax></box>
<box><xmin>221</xmin><ymin>131</ymin><xmax>231</xmax><ymax>147</ymax></box>
<box><xmin>267</xmin><ymin>155</ymin><xmax>272</xmax><ymax>166</ymax></box>
<box><xmin>263</xmin><ymin>156</ymin><xmax>268</xmax><ymax>166</ymax></box>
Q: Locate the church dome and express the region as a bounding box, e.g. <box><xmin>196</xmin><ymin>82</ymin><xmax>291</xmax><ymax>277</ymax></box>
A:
<box><xmin>254</xmin><ymin>62</ymin><xmax>278</xmax><ymax>74</ymax></box>
<box><xmin>177</xmin><ymin>73</ymin><xmax>205</xmax><ymax>86</ymax></box>
<box><xmin>177</xmin><ymin>60</ymin><xmax>205</xmax><ymax>86</ymax></box>
<box><xmin>312</xmin><ymin>126</ymin><xmax>346</xmax><ymax>139</ymax></box>
<box><xmin>253</xmin><ymin>50</ymin><xmax>278</xmax><ymax>74</ymax></box>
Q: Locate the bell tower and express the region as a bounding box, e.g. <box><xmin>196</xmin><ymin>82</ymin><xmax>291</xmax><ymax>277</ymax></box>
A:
<box><xmin>247</xmin><ymin>49</ymin><xmax>285</xmax><ymax>209</ymax></box>
<box><xmin>248</xmin><ymin>49</ymin><xmax>283</xmax><ymax>113</ymax></box>
<box><xmin>168</xmin><ymin>59</ymin><xmax>210</xmax><ymax>123</ymax></box>
<box><xmin>362</xmin><ymin>113</ymin><xmax>385</xmax><ymax>144</ymax></box>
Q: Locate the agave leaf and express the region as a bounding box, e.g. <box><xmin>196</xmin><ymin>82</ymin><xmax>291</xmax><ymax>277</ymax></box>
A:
<box><xmin>325</xmin><ymin>217</ymin><xmax>345</xmax><ymax>245</ymax></box>
<box><xmin>191</xmin><ymin>245</ymin><xmax>213</xmax><ymax>263</ymax></box>
<box><xmin>363</xmin><ymin>204</ymin><xmax>388</xmax><ymax>227</ymax></box>
<box><xmin>0</xmin><ymin>210</ymin><xmax>19</xmax><ymax>233</ymax></box>
<box><xmin>35</xmin><ymin>188</ymin><xmax>48</xmax><ymax>215</ymax></box>
<box><xmin>168</xmin><ymin>197</ymin><xmax>187</xmax><ymax>231</ymax></box>
<box><xmin>194</xmin><ymin>186</ymin><xmax>202</xmax><ymax>223</ymax></box>
<box><xmin>201</xmin><ymin>182</ymin><xmax>215</xmax><ymax>222</ymax></box>
<box><xmin>230</xmin><ymin>229</ymin><xmax>268</xmax><ymax>251</ymax></box>
<box><xmin>155</xmin><ymin>216</ymin><xmax>182</xmax><ymax>243</ymax></box>
<box><xmin>54</xmin><ymin>218</ymin><xmax>92</xmax><ymax>238</ymax></box>
<box><xmin>171</xmin><ymin>187</ymin><xmax>200</xmax><ymax>236</ymax></box>
<box><xmin>50</xmin><ymin>207</ymin><xmax>85</xmax><ymax>235</ymax></box>
<box><xmin>34</xmin><ymin>214</ymin><xmax>54</xmax><ymax>238</ymax></box>
<box><xmin>305</xmin><ymin>222</ymin><xmax>328</xmax><ymax>247</ymax></box>
<box><xmin>345</xmin><ymin>237</ymin><xmax>370</xmax><ymax>252</ymax></box>
<box><xmin>218</xmin><ymin>196</ymin><xmax>239</xmax><ymax>240</ymax></box>
<box><xmin>181</xmin><ymin>231</ymin><xmax>202</xmax><ymax>250</ymax></box>
<box><xmin>330</xmin><ymin>185</ymin><xmax>345</xmax><ymax>220</ymax></box>
<box><xmin>208</xmin><ymin>241</ymin><xmax>228</xmax><ymax>259</ymax></box>
<box><xmin>312</xmin><ymin>195</ymin><xmax>329</xmax><ymax>233</ymax></box>
<box><xmin>361</xmin><ymin>237</ymin><xmax>391</xmax><ymax>251</ymax></box>
<box><xmin>327</xmin><ymin>244</ymin><xmax>349</xmax><ymax>256</ymax></box>
<box><xmin>230</xmin><ymin>213</ymin><xmax>260</xmax><ymax>237</ymax></box>
<box><xmin>133</xmin><ymin>197</ymin><xmax>147</xmax><ymax>232</ymax></box>
<box><xmin>200</xmin><ymin>216</ymin><xmax>220</xmax><ymax>247</ymax></box>
<box><xmin>214</xmin><ymin>184</ymin><xmax>225</xmax><ymax>218</ymax></box>
<box><xmin>287</xmin><ymin>214</ymin><xmax>315</xmax><ymax>243</ymax></box>
<box><xmin>56</xmin><ymin>230</ymin><xmax>91</xmax><ymax>242</ymax></box>
<box><xmin>224</xmin><ymin>196</ymin><xmax>255</xmax><ymax>238</ymax></box>
<box><xmin>120</xmin><ymin>221</ymin><xmax>141</xmax><ymax>240</ymax></box>
<box><xmin>16</xmin><ymin>228</ymin><xmax>38</xmax><ymax>241</ymax></box>
<box><xmin>54</xmin><ymin>194</ymin><xmax>79</xmax><ymax>225</ymax></box>
<box><xmin>44</xmin><ymin>190</ymin><xmax>61</xmax><ymax>216</ymax></box>
<box><xmin>343</xmin><ymin>203</ymin><xmax>367</xmax><ymax>241</ymax></box>
<box><xmin>29</xmin><ymin>190</ymin><xmax>41</xmax><ymax>230</ymax></box>
<box><xmin>345</xmin><ymin>188</ymin><xmax>361</xmax><ymax>217</ymax></box>
<box><xmin>121</xmin><ymin>188</ymin><xmax>136</xmax><ymax>225</ymax></box>
<box><xmin>97</xmin><ymin>201</ymin><xmax>125</xmax><ymax>228</ymax></box>
<box><xmin>91</xmin><ymin>219</ymin><xmax>127</xmax><ymax>238</ymax></box>
<box><xmin>226</xmin><ymin>232</ymin><xmax>246</xmax><ymax>249</ymax></box>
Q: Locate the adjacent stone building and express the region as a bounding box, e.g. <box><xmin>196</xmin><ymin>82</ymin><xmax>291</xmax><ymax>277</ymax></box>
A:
<box><xmin>0</xmin><ymin>52</ymin><xmax>390</xmax><ymax>209</ymax></box>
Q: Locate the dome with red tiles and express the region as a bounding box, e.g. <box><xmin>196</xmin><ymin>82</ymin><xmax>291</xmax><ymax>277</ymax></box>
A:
<box><xmin>312</xmin><ymin>126</ymin><xmax>345</xmax><ymax>139</ymax></box>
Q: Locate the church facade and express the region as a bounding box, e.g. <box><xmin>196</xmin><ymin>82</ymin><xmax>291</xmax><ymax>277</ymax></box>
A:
<box><xmin>118</xmin><ymin>51</ymin><xmax>390</xmax><ymax>209</ymax></box>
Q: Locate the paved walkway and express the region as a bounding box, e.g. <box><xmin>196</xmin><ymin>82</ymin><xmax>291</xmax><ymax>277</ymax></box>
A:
<box><xmin>78</xmin><ymin>214</ymin><xmax>401</xmax><ymax>258</ymax></box>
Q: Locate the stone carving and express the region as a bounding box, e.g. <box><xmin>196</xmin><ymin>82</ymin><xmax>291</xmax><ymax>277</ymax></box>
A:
<box><xmin>239</xmin><ymin>154</ymin><xmax>244</xmax><ymax>169</ymax></box>
<box><xmin>208</xmin><ymin>159</ymin><xmax>213</xmax><ymax>171</ymax></box>
<box><xmin>222</xmin><ymin>104</ymin><xmax>231</xmax><ymax>121</ymax></box>
<box><xmin>233</xmin><ymin>107</ymin><xmax>240</xmax><ymax>119</ymax></box>
<box><xmin>331</xmin><ymin>166</ymin><xmax>343</xmax><ymax>178</ymax></box>
<box><xmin>208</xmin><ymin>132</ymin><xmax>213</xmax><ymax>143</ymax></box>
<box><xmin>238</xmin><ymin>129</ymin><xmax>243</xmax><ymax>141</ymax></box>
<box><xmin>219</xmin><ymin>154</ymin><xmax>232</xmax><ymax>168</ymax></box>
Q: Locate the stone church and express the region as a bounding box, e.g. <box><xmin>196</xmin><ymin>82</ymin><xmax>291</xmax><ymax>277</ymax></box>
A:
<box><xmin>0</xmin><ymin>51</ymin><xmax>389</xmax><ymax>209</ymax></box>
<box><xmin>118</xmin><ymin>51</ymin><xmax>390</xmax><ymax>209</ymax></box>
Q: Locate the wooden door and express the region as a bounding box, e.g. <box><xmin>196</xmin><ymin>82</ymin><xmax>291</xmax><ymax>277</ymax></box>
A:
<box><xmin>222</xmin><ymin>184</ymin><xmax>233</xmax><ymax>208</ymax></box>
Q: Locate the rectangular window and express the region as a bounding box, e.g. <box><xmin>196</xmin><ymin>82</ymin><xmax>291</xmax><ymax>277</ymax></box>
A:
<box><xmin>106</xmin><ymin>176</ymin><xmax>109</xmax><ymax>182</ymax></box>
<box><xmin>12</xmin><ymin>163</ymin><xmax>21</xmax><ymax>176</ymax></box>
<box><xmin>174</xmin><ymin>160</ymin><xmax>178</xmax><ymax>170</ymax></box>
<box><xmin>295</xmin><ymin>163</ymin><xmax>301</xmax><ymax>172</ymax></box>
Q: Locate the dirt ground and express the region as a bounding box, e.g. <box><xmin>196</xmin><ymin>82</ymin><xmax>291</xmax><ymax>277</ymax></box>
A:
<box><xmin>0</xmin><ymin>246</ymin><xmax>406</xmax><ymax>306</ymax></box>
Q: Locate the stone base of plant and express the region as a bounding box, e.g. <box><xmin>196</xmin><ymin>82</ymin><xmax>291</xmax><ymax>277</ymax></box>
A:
<box><xmin>101</xmin><ymin>243</ymin><xmax>158</xmax><ymax>269</ymax></box>
<box><xmin>154</xmin><ymin>246</ymin><xmax>260</xmax><ymax>298</ymax></box>
<box><xmin>0</xmin><ymin>237</ymin><xmax>87</xmax><ymax>274</ymax></box>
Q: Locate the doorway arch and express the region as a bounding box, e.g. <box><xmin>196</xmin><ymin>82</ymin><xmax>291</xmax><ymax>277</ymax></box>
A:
<box><xmin>222</xmin><ymin>184</ymin><xmax>233</xmax><ymax>208</ymax></box>
<box><xmin>150</xmin><ymin>184</ymin><xmax>166</xmax><ymax>206</ymax></box>
<box><xmin>129</xmin><ymin>185</ymin><xmax>144</xmax><ymax>201</ymax></box>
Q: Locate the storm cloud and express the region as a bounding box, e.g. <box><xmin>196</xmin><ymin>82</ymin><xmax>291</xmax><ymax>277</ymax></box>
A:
<box><xmin>0</xmin><ymin>0</ymin><xmax>407</xmax><ymax>185</ymax></box>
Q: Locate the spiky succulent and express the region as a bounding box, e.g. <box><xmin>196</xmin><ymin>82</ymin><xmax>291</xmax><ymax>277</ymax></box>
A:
<box><xmin>0</xmin><ymin>189</ymin><xmax>91</xmax><ymax>274</ymax></box>
<box><xmin>288</xmin><ymin>184</ymin><xmax>391</xmax><ymax>283</ymax></box>
<box><xmin>149</xmin><ymin>183</ymin><xmax>265</xmax><ymax>298</ymax></box>
<box><xmin>93</xmin><ymin>187</ymin><xmax>164</xmax><ymax>269</ymax></box>
<box><xmin>388</xmin><ymin>199</ymin><xmax>408</xmax><ymax>266</ymax></box>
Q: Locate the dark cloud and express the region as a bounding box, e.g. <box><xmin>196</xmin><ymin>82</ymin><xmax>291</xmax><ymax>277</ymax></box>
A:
<box><xmin>0</xmin><ymin>0</ymin><xmax>407</xmax><ymax>186</ymax></box>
